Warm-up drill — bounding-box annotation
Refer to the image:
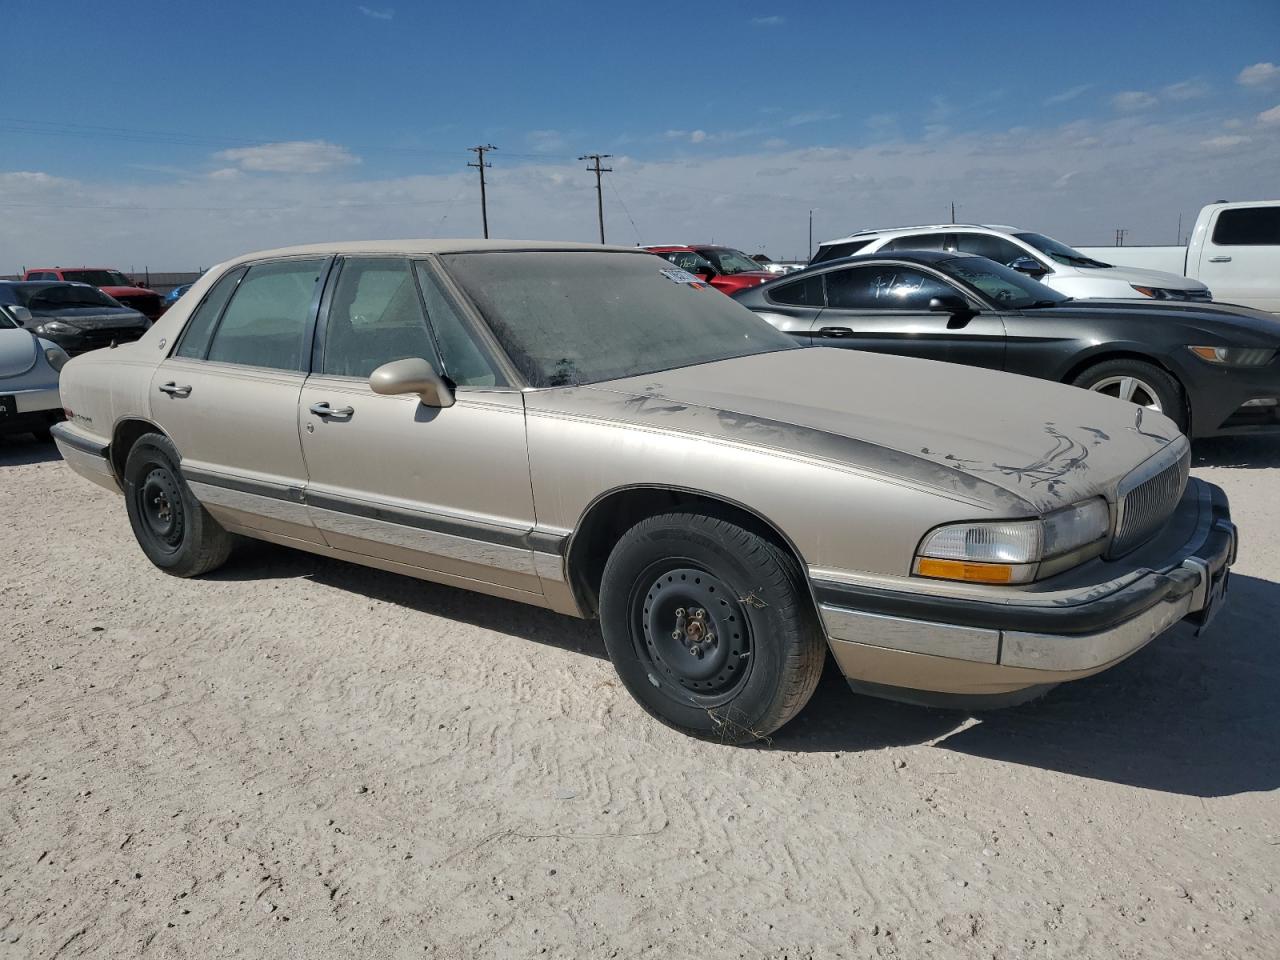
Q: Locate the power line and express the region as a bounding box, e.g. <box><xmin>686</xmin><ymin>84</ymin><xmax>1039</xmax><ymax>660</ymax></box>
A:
<box><xmin>607</xmin><ymin>176</ymin><xmax>643</xmax><ymax>245</ymax></box>
<box><xmin>579</xmin><ymin>153</ymin><xmax>613</xmax><ymax>243</ymax></box>
<box><xmin>467</xmin><ymin>144</ymin><xmax>496</xmax><ymax>239</ymax></box>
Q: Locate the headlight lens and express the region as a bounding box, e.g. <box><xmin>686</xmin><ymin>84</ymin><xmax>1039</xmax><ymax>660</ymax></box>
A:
<box><xmin>34</xmin><ymin>320</ymin><xmax>76</xmax><ymax>335</ymax></box>
<box><xmin>44</xmin><ymin>345</ymin><xmax>70</xmax><ymax>372</ymax></box>
<box><xmin>1187</xmin><ymin>346</ymin><xmax>1276</xmax><ymax>366</ymax></box>
<box><xmin>915</xmin><ymin>498</ymin><xmax>1110</xmax><ymax>584</ymax></box>
<box><xmin>1131</xmin><ymin>285</ymin><xmax>1203</xmax><ymax>301</ymax></box>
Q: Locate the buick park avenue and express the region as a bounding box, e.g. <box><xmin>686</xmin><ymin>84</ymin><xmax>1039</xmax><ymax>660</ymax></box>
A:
<box><xmin>52</xmin><ymin>241</ymin><xmax>1237</xmax><ymax>741</ymax></box>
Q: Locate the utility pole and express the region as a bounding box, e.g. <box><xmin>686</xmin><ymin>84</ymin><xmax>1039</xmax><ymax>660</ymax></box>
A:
<box><xmin>579</xmin><ymin>153</ymin><xmax>613</xmax><ymax>243</ymax></box>
<box><xmin>950</xmin><ymin>201</ymin><xmax>956</xmax><ymax>224</ymax></box>
<box><xmin>1176</xmin><ymin>212</ymin><xmax>1183</xmax><ymax>245</ymax></box>
<box><xmin>808</xmin><ymin>209</ymin><xmax>813</xmax><ymax>260</ymax></box>
<box><xmin>1114</xmin><ymin>228</ymin><xmax>1128</xmax><ymax>246</ymax></box>
<box><xmin>467</xmin><ymin>144</ymin><xmax>496</xmax><ymax>239</ymax></box>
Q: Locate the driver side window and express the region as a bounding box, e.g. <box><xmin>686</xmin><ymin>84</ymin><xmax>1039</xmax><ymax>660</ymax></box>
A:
<box><xmin>825</xmin><ymin>266</ymin><xmax>954</xmax><ymax>311</ymax></box>
<box><xmin>320</xmin><ymin>258</ymin><xmax>439</xmax><ymax>379</ymax></box>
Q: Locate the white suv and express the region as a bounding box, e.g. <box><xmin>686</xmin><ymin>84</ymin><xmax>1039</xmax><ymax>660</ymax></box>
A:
<box><xmin>810</xmin><ymin>224</ymin><xmax>1212</xmax><ymax>302</ymax></box>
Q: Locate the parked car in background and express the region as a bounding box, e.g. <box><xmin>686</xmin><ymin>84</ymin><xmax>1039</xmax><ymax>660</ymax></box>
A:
<box><xmin>1076</xmin><ymin>201</ymin><xmax>1280</xmax><ymax>314</ymax></box>
<box><xmin>750</xmin><ymin>253</ymin><xmax>806</xmax><ymax>275</ymax></box>
<box><xmin>23</xmin><ymin>267</ymin><xmax>165</xmax><ymax>320</ymax></box>
<box><xmin>734</xmin><ymin>251</ymin><xmax>1280</xmax><ymax>437</ymax></box>
<box><xmin>0</xmin><ymin>304</ymin><xmax>68</xmax><ymax>441</ymax></box>
<box><xmin>811</xmin><ymin>224</ymin><xmax>1211</xmax><ymax>303</ymax></box>
<box><xmin>642</xmin><ymin>244</ymin><xmax>775</xmax><ymax>294</ymax></box>
<box><xmin>53</xmin><ymin>240</ymin><xmax>1234</xmax><ymax>740</ymax></box>
<box><xmin>0</xmin><ymin>281</ymin><xmax>151</xmax><ymax>356</ymax></box>
<box><xmin>164</xmin><ymin>282</ymin><xmax>194</xmax><ymax>307</ymax></box>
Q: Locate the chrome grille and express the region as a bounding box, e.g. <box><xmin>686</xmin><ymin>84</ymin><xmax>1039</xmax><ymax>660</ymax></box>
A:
<box><xmin>1111</xmin><ymin>446</ymin><xmax>1191</xmax><ymax>556</ymax></box>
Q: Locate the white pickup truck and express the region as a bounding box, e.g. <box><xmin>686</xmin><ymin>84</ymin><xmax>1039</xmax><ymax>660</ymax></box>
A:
<box><xmin>1077</xmin><ymin>201</ymin><xmax>1280</xmax><ymax>313</ymax></box>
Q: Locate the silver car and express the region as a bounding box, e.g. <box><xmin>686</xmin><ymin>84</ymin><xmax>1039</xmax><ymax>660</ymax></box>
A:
<box><xmin>52</xmin><ymin>241</ymin><xmax>1237</xmax><ymax>741</ymax></box>
<box><xmin>0</xmin><ymin>303</ymin><xmax>67</xmax><ymax>440</ymax></box>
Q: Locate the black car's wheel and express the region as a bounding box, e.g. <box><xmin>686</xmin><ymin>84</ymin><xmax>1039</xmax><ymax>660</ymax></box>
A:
<box><xmin>598</xmin><ymin>511</ymin><xmax>825</xmax><ymax>743</ymax></box>
<box><xmin>1071</xmin><ymin>359</ymin><xmax>1187</xmax><ymax>432</ymax></box>
<box><xmin>123</xmin><ymin>432</ymin><xmax>233</xmax><ymax>577</ymax></box>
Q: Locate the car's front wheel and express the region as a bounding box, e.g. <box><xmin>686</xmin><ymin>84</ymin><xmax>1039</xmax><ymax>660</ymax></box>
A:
<box><xmin>1071</xmin><ymin>359</ymin><xmax>1187</xmax><ymax>432</ymax></box>
<box><xmin>123</xmin><ymin>432</ymin><xmax>234</xmax><ymax>577</ymax></box>
<box><xmin>598</xmin><ymin>511</ymin><xmax>826</xmax><ymax>743</ymax></box>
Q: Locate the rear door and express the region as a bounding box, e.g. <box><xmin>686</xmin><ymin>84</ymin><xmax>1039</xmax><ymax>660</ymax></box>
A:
<box><xmin>296</xmin><ymin>256</ymin><xmax>543</xmax><ymax>598</ymax></box>
<box><xmin>150</xmin><ymin>257</ymin><xmax>331</xmax><ymax>544</ymax></box>
<box><xmin>1197</xmin><ymin>206</ymin><xmax>1280</xmax><ymax>311</ymax></box>
<box><xmin>812</xmin><ymin>262</ymin><xmax>1007</xmax><ymax>370</ymax></box>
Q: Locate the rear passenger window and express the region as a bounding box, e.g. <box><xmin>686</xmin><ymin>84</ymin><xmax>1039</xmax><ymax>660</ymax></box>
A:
<box><xmin>321</xmin><ymin>258</ymin><xmax>438</xmax><ymax>378</ymax></box>
<box><xmin>882</xmin><ymin>234</ymin><xmax>949</xmax><ymax>253</ymax></box>
<box><xmin>768</xmin><ymin>275</ymin><xmax>824</xmax><ymax>307</ymax></box>
<box><xmin>810</xmin><ymin>240</ymin><xmax>872</xmax><ymax>264</ymax></box>
<box><xmin>206</xmin><ymin>259</ymin><xmax>325</xmax><ymax>371</ymax></box>
<box><xmin>176</xmin><ymin>267</ymin><xmax>245</xmax><ymax>359</ymax></box>
<box><xmin>1212</xmin><ymin>207</ymin><xmax>1280</xmax><ymax>246</ymax></box>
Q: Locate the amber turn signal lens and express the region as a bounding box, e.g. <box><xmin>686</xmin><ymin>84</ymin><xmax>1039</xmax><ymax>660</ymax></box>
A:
<box><xmin>916</xmin><ymin>557</ymin><xmax>1015</xmax><ymax>584</ymax></box>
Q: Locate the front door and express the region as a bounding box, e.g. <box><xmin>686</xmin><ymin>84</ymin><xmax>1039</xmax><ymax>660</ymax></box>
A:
<box><xmin>812</xmin><ymin>263</ymin><xmax>1007</xmax><ymax>370</ymax></box>
<box><xmin>1197</xmin><ymin>206</ymin><xmax>1280</xmax><ymax>312</ymax></box>
<box><xmin>150</xmin><ymin>257</ymin><xmax>331</xmax><ymax>544</ymax></box>
<box><xmin>296</xmin><ymin>256</ymin><xmax>542</xmax><ymax>598</ymax></box>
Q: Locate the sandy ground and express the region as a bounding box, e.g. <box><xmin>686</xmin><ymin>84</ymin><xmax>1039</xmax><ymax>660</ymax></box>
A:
<box><xmin>2</xmin><ymin>435</ymin><xmax>1278</xmax><ymax>959</ymax></box>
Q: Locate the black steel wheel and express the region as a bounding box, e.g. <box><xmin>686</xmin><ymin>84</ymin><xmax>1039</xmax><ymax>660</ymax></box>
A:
<box><xmin>599</xmin><ymin>510</ymin><xmax>825</xmax><ymax>743</ymax></box>
<box><xmin>123</xmin><ymin>432</ymin><xmax>234</xmax><ymax>577</ymax></box>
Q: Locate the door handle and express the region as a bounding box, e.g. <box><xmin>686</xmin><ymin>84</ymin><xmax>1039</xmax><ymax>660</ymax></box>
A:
<box><xmin>1208</xmin><ymin>255</ymin><xmax>1232</xmax><ymax>263</ymax></box>
<box><xmin>818</xmin><ymin>326</ymin><xmax>854</xmax><ymax>338</ymax></box>
<box><xmin>158</xmin><ymin>382</ymin><xmax>191</xmax><ymax>397</ymax></box>
<box><xmin>309</xmin><ymin>401</ymin><xmax>354</xmax><ymax>418</ymax></box>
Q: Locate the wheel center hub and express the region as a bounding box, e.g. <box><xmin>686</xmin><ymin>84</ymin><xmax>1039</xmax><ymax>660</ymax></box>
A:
<box><xmin>638</xmin><ymin>567</ymin><xmax>749</xmax><ymax>695</ymax></box>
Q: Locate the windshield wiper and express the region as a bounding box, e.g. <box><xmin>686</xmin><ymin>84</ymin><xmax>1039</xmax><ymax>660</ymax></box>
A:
<box><xmin>1029</xmin><ymin>299</ymin><xmax>1062</xmax><ymax>308</ymax></box>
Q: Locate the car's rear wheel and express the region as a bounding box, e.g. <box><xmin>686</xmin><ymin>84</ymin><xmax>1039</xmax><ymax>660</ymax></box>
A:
<box><xmin>123</xmin><ymin>432</ymin><xmax>234</xmax><ymax>577</ymax></box>
<box><xmin>1071</xmin><ymin>359</ymin><xmax>1187</xmax><ymax>432</ymax></box>
<box><xmin>598</xmin><ymin>511</ymin><xmax>825</xmax><ymax>743</ymax></box>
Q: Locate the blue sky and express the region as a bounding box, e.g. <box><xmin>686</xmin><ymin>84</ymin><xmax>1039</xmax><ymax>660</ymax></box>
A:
<box><xmin>3</xmin><ymin>0</ymin><xmax>1279</xmax><ymax>268</ymax></box>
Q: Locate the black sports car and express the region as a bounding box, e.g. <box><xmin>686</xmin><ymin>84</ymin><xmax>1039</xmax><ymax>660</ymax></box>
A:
<box><xmin>0</xmin><ymin>281</ymin><xmax>151</xmax><ymax>356</ymax></box>
<box><xmin>732</xmin><ymin>251</ymin><xmax>1280</xmax><ymax>438</ymax></box>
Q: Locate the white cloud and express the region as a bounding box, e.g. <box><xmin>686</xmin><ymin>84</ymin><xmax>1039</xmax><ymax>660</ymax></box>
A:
<box><xmin>1200</xmin><ymin>135</ymin><xmax>1251</xmax><ymax>150</ymax></box>
<box><xmin>1258</xmin><ymin>104</ymin><xmax>1280</xmax><ymax>126</ymax></box>
<box><xmin>526</xmin><ymin>129</ymin><xmax>567</xmax><ymax>154</ymax></box>
<box><xmin>1162</xmin><ymin>79</ymin><xmax>1209</xmax><ymax>101</ymax></box>
<box><xmin>762</xmin><ymin>137</ymin><xmax>787</xmax><ymax>149</ymax></box>
<box><xmin>786</xmin><ymin>109</ymin><xmax>840</xmax><ymax>127</ymax></box>
<box><xmin>688</xmin><ymin>129</ymin><xmax>708</xmax><ymax>144</ymax></box>
<box><xmin>356</xmin><ymin>5</ymin><xmax>394</xmax><ymax>20</ymax></box>
<box><xmin>208</xmin><ymin>167</ymin><xmax>242</xmax><ymax>180</ymax></box>
<box><xmin>1237</xmin><ymin>62</ymin><xmax>1279</xmax><ymax>88</ymax></box>
<box><xmin>750</xmin><ymin>15</ymin><xmax>784</xmax><ymax>25</ymax></box>
<box><xmin>1111</xmin><ymin>90</ymin><xmax>1158</xmax><ymax>112</ymax></box>
<box><xmin>1043</xmin><ymin>84</ymin><xmax>1091</xmax><ymax>106</ymax></box>
<box><xmin>214</xmin><ymin>140</ymin><xmax>360</xmax><ymax>174</ymax></box>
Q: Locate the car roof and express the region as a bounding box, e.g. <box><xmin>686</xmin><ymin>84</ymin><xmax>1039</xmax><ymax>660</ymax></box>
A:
<box><xmin>223</xmin><ymin>239</ymin><xmax>640</xmax><ymax>267</ymax></box>
<box><xmin>0</xmin><ymin>279</ymin><xmax>93</xmax><ymax>288</ymax></box>
<box><xmin>816</xmin><ymin>224</ymin><xmax>1023</xmax><ymax>246</ymax></box>
<box><xmin>782</xmin><ymin>250</ymin><xmax>984</xmax><ymax>274</ymax></box>
<box><xmin>641</xmin><ymin>244</ymin><xmax>736</xmax><ymax>252</ymax></box>
<box><xmin>27</xmin><ymin>266</ymin><xmax>123</xmax><ymax>272</ymax></box>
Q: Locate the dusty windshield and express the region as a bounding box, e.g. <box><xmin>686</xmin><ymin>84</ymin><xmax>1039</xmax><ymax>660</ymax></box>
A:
<box><xmin>442</xmin><ymin>250</ymin><xmax>796</xmax><ymax>387</ymax></box>
<box><xmin>698</xmin><ymin>247</ymin><xmax>765</xmax><ymax>275</ymax></box>
<box><xmin>62</xmin><ymin>269</ymin><xmax>132</xmax><ymax>286</ymax></box>
<box><xmin>938</xmin><ymin>257</ymin><xmax>1071</xmax><ymax>309</ymax></box>
<box><xmin>1014</xmin><ymin>232</ymin><xmax>1111</xmax><ymax>268</ymax></box>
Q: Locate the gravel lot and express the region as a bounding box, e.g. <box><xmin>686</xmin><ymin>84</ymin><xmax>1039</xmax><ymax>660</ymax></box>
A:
<box><xmin>2</xmin><ymin>435</ymin><xmax>1278</xmax><ymax>959</ymax></box>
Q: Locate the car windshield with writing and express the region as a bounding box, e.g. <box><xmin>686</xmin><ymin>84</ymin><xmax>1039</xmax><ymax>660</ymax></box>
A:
<box><xmin>697</xmin><ymin>247</ymin><xmax>767</xmax><ymax>276</ymax></box>
<box><xmin>442</xmin><ymin>250</ymin><xmax>795</xmax><ymax>387</ymax></box>
<box><xmin>937</xmin><ymin>256</ymin><xmax>1071</xmax><ymax>309</ymax></box>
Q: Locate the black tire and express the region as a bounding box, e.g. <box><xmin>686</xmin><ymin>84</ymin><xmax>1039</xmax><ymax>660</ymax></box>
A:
<box><xmin>598</xmin><ymin>511</ymin><xmax>825</xmax><ymax>743</ymax></box>
<box><xmin>1071</xmin><ymin>358</ymin><xmax>1187</xmax><ymax>432</ymax></box>
<box><xmin>123</xmin><ymin>432</ymin><xmax>234</xmax><ymax>577</ymax></box>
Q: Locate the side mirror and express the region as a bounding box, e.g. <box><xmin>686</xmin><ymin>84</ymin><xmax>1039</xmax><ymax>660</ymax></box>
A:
<box><xmin>928</xmin><ymin>294</ymin><xmax>971</xmax><ymax>314</ymax></box>
<box><xmin>369</xmin><ymin>357</ymin><xmax>456</xmax><ymax>408</ymax></box>
<box><xmin>1009</xmin><ymin>256</ymin><xmax>1046</xmax><ymax>276</ymax></box>
<box><xmin>9</xmin><ymin>305</ymin><xmax>33</xmax><ymax>326</ymax></box>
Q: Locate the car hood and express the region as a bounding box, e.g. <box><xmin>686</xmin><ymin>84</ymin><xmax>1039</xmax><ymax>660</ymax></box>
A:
<box><xmin>100</xmin><ymin>286</ymin><xmax>154</xmax><ymax>297</ymax></box>
<box><xmin>571</xmin><ymin>348</ymin><xmax>1182</xmax><ymax>515</ymax></box>
<box><xmin>27</xmin><ymin>306</ymin><xmax>149</xmax><ymax>329</ymax></box>
<box><xmin>0</xmin><ymin>328</ymin><xmax>38</xmax><ymax>377</ymax></box>
<box><xmin>1078</xmin><ymin>263</ymin><xmax>1207</xmax><ymax>291</ymax></box>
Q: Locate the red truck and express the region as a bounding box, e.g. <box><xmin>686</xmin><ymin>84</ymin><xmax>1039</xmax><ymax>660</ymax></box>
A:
<box><xmin>22</xmin><ymin>267</ymin><xmax>165</xmax><ymax>320</ymax></box>
<box><xmin>642</xmin><ymin>244</ymin><xmax>775</xmax><ymax>295</ymax></box>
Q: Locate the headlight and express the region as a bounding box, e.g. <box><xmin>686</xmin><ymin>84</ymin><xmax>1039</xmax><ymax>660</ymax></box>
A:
<box><xmin>34</xmin><ymin>320</ymin><xmax>77</xmax><ymax>335</ymax></box>
<box><xmin>1187</xmin><ymin>346</ymin><xmax>1276</xmax><ymax>366</ymax></box>
<box><xmin>44</xmin><ymin>346</ymin><xmax>70</xmax><ymax>372</ymax></box>
<box><xmin>914</xmin><ymin>498</ymin><xmax>1110</xmax><ymax>584</ymax></box>
<box><xmin>1131</xmin><ymin>285</ymin><xmax>1203</xmax><ymax>301</ymax></box>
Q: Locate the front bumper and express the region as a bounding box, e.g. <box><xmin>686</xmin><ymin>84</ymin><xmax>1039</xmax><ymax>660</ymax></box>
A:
<box><xmin>814</xmin><ymin>478</ymin><xmax>1236</xmax><ymax>704</ymax></box>
<box><xmin>1181</xmin><ymin>355</ymin><xmax>1280</xmax><ymax>437</ymax></box>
